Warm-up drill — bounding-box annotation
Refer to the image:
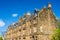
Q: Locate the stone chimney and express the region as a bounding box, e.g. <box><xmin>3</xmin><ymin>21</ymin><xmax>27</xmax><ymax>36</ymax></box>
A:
<box><xmin>48</xmin><ymin>2</ymin><xmax>51</xmax><ymax>8</ymax></box>
<box><xmin>26</xmin><ymin>11</ymin><xmax>31</xmax><ymax>16</ymax></box>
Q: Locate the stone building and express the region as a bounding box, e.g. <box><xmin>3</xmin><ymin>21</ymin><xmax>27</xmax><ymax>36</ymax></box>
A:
<box><xmin>6</xmin><ymin>3</ymin><xmax>58</xmax><ymax>40</ymax></box>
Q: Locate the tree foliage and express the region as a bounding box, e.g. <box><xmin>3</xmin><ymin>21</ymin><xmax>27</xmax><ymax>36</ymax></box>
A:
<box><xmin>52</xmin><ymin>29</ymin><xmax>60</xmax><ymax>40</ymax></box>
<box><xmin>52</xmin><ymin>20</ymin><xmax>60</xmax><ymax>40</ymax></box>
<box><xmin>0</xmin><ymin>36</ymin><xmax>3</xmax><ymax>40</ymax></box>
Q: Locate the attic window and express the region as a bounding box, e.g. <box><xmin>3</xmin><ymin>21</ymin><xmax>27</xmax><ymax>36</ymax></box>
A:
<box><xmin>35</xmin><ymin>13</ymin><xmax>37</xmax><ymax>17</ymax></box>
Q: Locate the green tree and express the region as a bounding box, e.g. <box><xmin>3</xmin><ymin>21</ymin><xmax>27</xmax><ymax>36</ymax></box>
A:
<box><xmin>0</xmin><ymin>36</ymin><xmax>3</xmax><ymax>40</ymax></box>
<box><xmin>52</xmin><ymin>29</ymin><xmax>60</xmax><ymax>40</ymax></box>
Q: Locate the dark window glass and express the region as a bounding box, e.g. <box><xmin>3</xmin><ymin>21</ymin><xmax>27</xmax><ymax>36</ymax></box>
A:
<box><xmin>32</xmin><ymin>36</ymin><xmax>34</xmax><ymax>38</ymax></box>
<box><xmin>23</xmin><ymin>27</ymin><xmax>26</xmax><ymax>30</ymax></box>
<box><xmin>19</xmin><ymin>29</ymin><xmax>21</xmax><ymax>31</ymax></box>
<box><xmin>23</xmin><ymin>37</ymin><xmax>26</xmax><ymax>39</ymax></box>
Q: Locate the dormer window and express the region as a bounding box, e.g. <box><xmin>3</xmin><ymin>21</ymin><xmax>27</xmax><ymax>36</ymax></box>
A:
<box><xmin>26</xmin><ymin>11</ymin><xmax>31</xmax><ymax>16</ymax></box>
<box><xmin>34</xmin><ymin>8</ymin><xmax>39</xmax><ymax>17</ymax></box>
<box><xmin>26</xmin><ymin>11</ymin><xmax>31</xmax><ymax>19</ymax></box>
<box><xmin>35</xmin><ymin>13</ymin><xmax>37</xmax><ymax>17</ymax></box>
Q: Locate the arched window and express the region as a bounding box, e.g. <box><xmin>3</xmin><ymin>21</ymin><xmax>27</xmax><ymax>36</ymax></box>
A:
<box><xmin>40</xmin><ymin>26</ymin><xmax>43</xmax><ymax>32</ymax></box>
<box><xmin>34</xmin><ymin>24</ymin><xmax>37</xmax><ymax>32</ymax></box>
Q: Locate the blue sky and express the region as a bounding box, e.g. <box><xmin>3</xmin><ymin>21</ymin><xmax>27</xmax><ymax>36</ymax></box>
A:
<box><xmin>0</xmin><ymin>0</ymin><xmax>60</xmax><ymax>35</ymax></box>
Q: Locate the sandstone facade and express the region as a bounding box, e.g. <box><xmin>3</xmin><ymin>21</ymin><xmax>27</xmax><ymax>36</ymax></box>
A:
<box><xmin>6</xmin><ymin>3</ymin><xmax>58</xmax><ymax>40</ymax></box>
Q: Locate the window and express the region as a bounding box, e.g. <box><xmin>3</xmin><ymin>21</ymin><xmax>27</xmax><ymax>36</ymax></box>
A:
<box><xmin>36</xmin><ymin>39</ymin><xmax>37</xmax><ymax>40</ymax></box>
<box><xmin>23</xmin><ymin>37</ymin><xmax>26</xmax><ymax>39</ymax></box>
<box><xmin>31</xmin><ymin>36</ymin><xmax>35</xmax><ymax>40</ymax></box>
<box><xmin>34</xmin><ymin>24</ymin><xmax>37</xmax><ymax>32</ymax></box>
<box><xmin>34</xmin><ymin>20</ymin><xmax>36</xmax><ymax>24</ymax></box>
<box><xmin>19</xmin><ymin>29</ymin><xmax>21</xmax><ymax>31</ymax></box>
<box><xmin>19</xmin><ymin>36</ymin><xmax>21</xmax><ymax>40</ymax></box>
<box><xmin>30</xmin><ymin>29</ymin><xmax>31</xmax><ymax>33</ymax></box>
<box><xmin>34</xmin><ymin>27</ymin><xmax>37</xmax><ymax>32</ymax></box>
<box><xmin>35</xmin><ymin>13</ymin><xmax>37</xmax><ymax>17</ymax></box>
<box><xmin>23</xmin><ymin>27</ymin><xmax>26</xmax><ymax>30</ymax></box>
<box><xmin>35</xmin><ymin>36</ymin><xmax>37</xmax><ymax>40</ymax></box>
<box><xmin>19</xmin><ymin>38</ymin><xmax>21</xmax><ymax>39</ymax></box>
<box><xmin>40</xmin><ymin>26</ymin><xmax>43</xmax><ymax>32</ymax></box>
<box><xmin>15</xmin><ymin>38</ymin><xmax>17</xmax><ymax>40</ymax></box>
<box><xmin>32</xmin><ymin>36</ymin><xmax>34</xmax><ymax>38</ymax></box>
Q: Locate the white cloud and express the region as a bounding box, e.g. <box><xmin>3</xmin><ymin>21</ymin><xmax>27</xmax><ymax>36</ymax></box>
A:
<box><xmin>12</xmin><ymin>13</ymin><xmax>18</xmax><ymax>17</ymax></box>
<box><xmin>0</xmin><ymin>19</ymin><xmax>5</xmax><ymax>27</ymax></box>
